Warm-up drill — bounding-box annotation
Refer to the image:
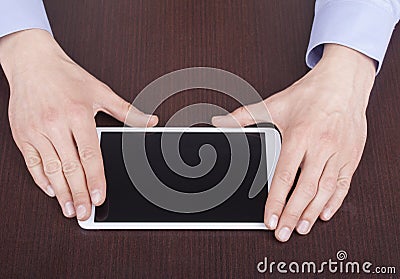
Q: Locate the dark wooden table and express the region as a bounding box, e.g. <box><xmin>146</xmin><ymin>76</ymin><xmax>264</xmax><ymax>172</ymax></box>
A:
<box><xmin>0</xmin><ymin>1</ymin><xmax>399</xmax><ymax>278</ymax></box>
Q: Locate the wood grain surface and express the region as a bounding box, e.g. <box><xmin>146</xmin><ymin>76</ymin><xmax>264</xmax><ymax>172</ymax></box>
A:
<box><xmin>0</xmin><ymin>1</ymin><xmax>399</xmax><ymax>278</ymax></box>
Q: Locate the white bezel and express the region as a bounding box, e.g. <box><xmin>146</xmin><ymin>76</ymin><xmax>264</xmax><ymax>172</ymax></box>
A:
<box><xmin>78</xmin><ymin>126</ymin><xmax>281</xmax><ymax>230</ymax></box>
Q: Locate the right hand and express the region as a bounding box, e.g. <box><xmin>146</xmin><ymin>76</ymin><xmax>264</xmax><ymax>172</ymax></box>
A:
<box><xmin>0</xmin><ymin>29</ymin><xmax>158</xmax><ymax>220</ymax></box>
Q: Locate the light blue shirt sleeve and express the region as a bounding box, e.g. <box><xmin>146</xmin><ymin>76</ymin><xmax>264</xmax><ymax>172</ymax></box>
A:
<box><xmin>306</xmin><ymin>0</ymin><xmax>400</xmax><ymax>73</ymax></box>
<box><xmin>0</xmin><ymin>0</ymin><xmax>52</xmax><ymax>38</ymax></box>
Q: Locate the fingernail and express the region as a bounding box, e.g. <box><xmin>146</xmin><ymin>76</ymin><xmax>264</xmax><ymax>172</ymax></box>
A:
<box><xmin>277</xmin><ymin>227</ymin><xmax>291</xmax><ymax>242</ymax></box>
<box><xmin>322</xmin><ymin>208</ymin><xmax>332</xmax><ymax>220</ymax></box>
<box><xmin>150</xmin><ymin>115</ymin><xmax>158</xmax><ymax>122</ymax></box>
<box><xmin>91</xmin><ymin>190</ymin><xmax>102</xmax><ymax>205</ymax></box>
<box><xmin>46</xmin><ymin>185</ymin><xmax>55</xmax><ymax>197</ymax></box>
<box><xmin>145</xmin><ymin>115</ymin><xmax>158</xmax><ymax>126</ymax></box>
<box><xmin>297</xmin><ymin>220</ymin><xmax>310</xmax><ymax>234</ymax></box>
<box><xmin>65</xmin><ymin>202</ymin><xmax>75</xmax><ymax>217</ymax></box>
<box><xmin>267</xmin><ymin>214</ymin><xmax>279</xmax><ymax>229</ymax></box>
<box><xmin>76</xmin><ymin>205</ymin><xmax>87</xmax><ymax>219</ymax></box>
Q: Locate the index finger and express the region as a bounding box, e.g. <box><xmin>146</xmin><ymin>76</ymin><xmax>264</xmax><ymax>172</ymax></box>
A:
<box><xmin>264</xmin><ymin>136</ymin><xmax>305</xmax><ymax>229</ymax></box>
<box><xmin>71</xmin><ymin>117</ymin><xmax>106</xmax><ymax>206</ymax></box>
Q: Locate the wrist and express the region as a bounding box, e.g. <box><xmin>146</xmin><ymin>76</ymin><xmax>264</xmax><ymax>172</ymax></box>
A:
<box><xmin>0</xmin><ymin>29</ymin><xmax>65</xmax><ymax>81</ymax></box>
<box><xmin>314</xmin><ymin>44</ymin><xmax>375</xmax><ymax>104</ymax></box>
<box><xmin>318</xmin><ymin>44</ymin><xmax>376</xmax><ymax>83</ymax></box>
<box><xmin>294</xmin><ymin>44</ymin><xmax>376</xmax><ymax>114</ymax></box>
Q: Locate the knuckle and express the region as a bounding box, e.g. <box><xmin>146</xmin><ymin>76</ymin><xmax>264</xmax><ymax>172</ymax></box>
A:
<box><xmin>236</xmin><ymin>106</ymin><xmax>247</xmax><ymax>115</ymax></box>
<box><xmin>56</xmin><ymin>190</ymin><xmax>71</xmax><ymax>203</ymax></box>
<box><xmin>98</xmin><ymin>82</ymin><xmax>112</xmax><ymax>93</ymax></box>
<box><xmin>266</xmin><ymin>197</ymin><xmax>286</xmax><ymax>209</ymax></box>
<box><xmin>41</xmin><ymin>107</ymin><xmax>60</xmax><ymax>124</ymax></box>
<box><xmin>44</xmin><ymin>159</ymin><xmax>62</xmax><ymax>175</ymax></box>
<box><xmin>127</xmin><ymin>104</ymin><xmax>142</xmax><ymax>117</ymax></box>
<box><xmin>62</xmin><ymin>160</ymin><xmax>81</xmax><ymax>176</ymax></box>
<box><xmin>79</xmin><ymin>146</ymin><xmax>99</xmax><ymax>162</ymax></box>
<box><xmin>86</xmin><ymin>176</ymin><xmax>104</xmax><ymax>189</ymax></box>
<box><xmin>23</xmin><ymin>130</ymin><xmax>38</xmax><ymax>142</ymax></box>
<box><xmin>71</xmin><ymin>190</ymin><xmax>89</xmax><ymax>202</ymax></box>
<box><xmin>120</xmin><ymin>99</ymin><xmax>131</xmax><ymax>113</ymax></box>
<box><xmin>275</xmin><ymin>170</ymin><xmax>294</xmax><ymax>187</ymax></box>
<box><xmin>337</xmin><ymin>177</ymin><xmax>351</xmax><ymax>192</ymax></box>
<box><xmin>299</xmin><ymin>182</ymin><xmax>317</xmax><ymax>199</ymax></box>
<box><xmin>319</xmin><ymin>131</ymin><xmax>337</xmax><ymax>144</ymax></box>
<box><xmin>69</xmin><ymin>104</ymin><xmax>89</xmax><ymax>121</ymax></box>
<box><xmin>282</xmin><ymin>211</ymin><xmax>301</xmax><ymax>223</ymax></box>
<box><xmin>319</xmin><ymin>177</ymin><xmax>337</xmax><ymax>193</ymax></box>
<box><xmin>24</xmin><ymin>153</ymin><xmax>42</xmax><ymax>168</ymax></box>
<box><xmin>233</xmin><ymin>106</ymin><xmax>249</xmax><ymax>122</ymax></box>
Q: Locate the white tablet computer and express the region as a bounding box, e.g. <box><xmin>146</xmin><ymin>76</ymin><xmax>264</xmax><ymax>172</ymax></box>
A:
<box><xmin>78</xmin><ymin>126</ymin><xmax>281</xmax><ymax>230</ymax></box>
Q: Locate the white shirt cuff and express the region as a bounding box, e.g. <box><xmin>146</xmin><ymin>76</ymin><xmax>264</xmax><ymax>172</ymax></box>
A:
<box><xmin>0</xmin><ymin>0</ymin><xmax>52</xmax><ymax>38</ymax></box>
<box><xmin>306</xmin><ymin>0</ymin><xmax>399</xmax><ymax>73</ymax></box>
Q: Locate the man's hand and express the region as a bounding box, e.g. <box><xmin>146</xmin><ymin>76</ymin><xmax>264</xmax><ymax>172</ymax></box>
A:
<box><xmin>0</xmin><ymin>29</ymin><xmax>158</xmax><ymax>220</ymax></box>
<box><xmin>212</xmin><ymin>44</ymin><xmax>375</xmax><ymax>242</ymax></box>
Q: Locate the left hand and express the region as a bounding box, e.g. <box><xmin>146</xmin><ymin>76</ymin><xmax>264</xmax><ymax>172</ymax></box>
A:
<box><xmin>212</xmin><ymin>44</ymin><xmax>375</xmax><ymax>242</ymax></box>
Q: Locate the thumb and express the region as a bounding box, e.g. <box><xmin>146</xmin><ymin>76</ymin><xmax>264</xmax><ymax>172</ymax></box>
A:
<box><xmin>212</xmin><ymin>101</ymin><xmax>271</xmax><ymax>127</ymax></box>
<box><xmin>100</xmin><ymin>91</ymin><xmax>158</xmax><ymax>127</ymax></box>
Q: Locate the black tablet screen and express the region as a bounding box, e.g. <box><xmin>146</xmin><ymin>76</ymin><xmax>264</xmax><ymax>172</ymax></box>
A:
<box><xmin>95</xmin><ymin>131</ymin><xmax>267</xmax><ymax>222</ymax></box>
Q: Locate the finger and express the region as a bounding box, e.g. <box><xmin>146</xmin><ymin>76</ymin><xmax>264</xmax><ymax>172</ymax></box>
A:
<box><xmin>320</xmin><ymin>162</ymin><xmax>354</xmax><ymax>221</ymax></box>
<box><xmin>19</xmin><ymin>142</ymin><xmax>55</xmax><ymax>197</ymax></box>
<box><xmin>275</xmin><ymin>150</ymin><xmax>330</xmax><ymax>242</ymax></box>
<box><xmin>71</xmin><ymin>117</ymin><xmax>106</xmax><ymax>206</ymax></box>
<box><xmin>212</xmin><ymin>101</ymin><xmax>271</xmax><ymax>127</ymax></box>
<box><xmin>32</xmin><ymin>135</ymin><xmax>75</xmax><ymax>218</ymax></box>
<box><xmin>295</xmin><ymin>154</ymin><xmax>340</xmax><ymax>235</ymax></box>
<box><xmin>263</xmin><ymin>136</ymin><xmax>305</xmax><ymax>230</ymax></box>
<box><xmin>99</xmin><ymin>90</ymin><xmax>158</xmax><ymax>127</ymax></box>
<box><xmin>48</xmin><ymin>127</ymin><xmax>91</xmax><ymax>221</ymax></box>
